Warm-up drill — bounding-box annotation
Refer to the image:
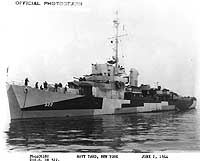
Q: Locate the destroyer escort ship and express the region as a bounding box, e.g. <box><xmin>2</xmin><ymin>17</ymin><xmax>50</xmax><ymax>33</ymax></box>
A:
<box><xmin>6</xmin><ymin>14</ymin><xmax>196</xmax><ymax>119</ymax></box>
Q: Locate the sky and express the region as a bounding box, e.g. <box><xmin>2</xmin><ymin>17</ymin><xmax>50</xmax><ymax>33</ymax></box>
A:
<box><xmin>0</xmin><ymin>0</ymin><xmax>200</xmax><ymax>97</ymax></box>
<box><xmin>0</xmin><ymin>0</ymin><xmax>200</xmax><ymax>157</ymax></box>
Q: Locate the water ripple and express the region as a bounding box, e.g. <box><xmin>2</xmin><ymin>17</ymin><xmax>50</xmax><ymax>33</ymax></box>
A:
<box><xmin>4</xmin><ymin>109</ymin><xmax>200</xmax><ymax>152</ymax></box>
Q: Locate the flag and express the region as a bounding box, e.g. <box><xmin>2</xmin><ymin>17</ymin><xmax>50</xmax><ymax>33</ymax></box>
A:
<box><xmin>6</xmin><ymin>66</ymin><xmax>9</xmax><ymax>75</ymax></box>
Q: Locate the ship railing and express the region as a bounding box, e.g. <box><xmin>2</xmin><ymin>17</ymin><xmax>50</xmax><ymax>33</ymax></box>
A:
<box><xmin>8</xmin><ymin>80</ymin><xmax>25</xmax><ymax>86</ymax></box>
<box><xmin>8</xmin><ymin>80</ymin><xmax>41</xmax><ymax>89</ymax></box>
<box><xmin>7</xmin><ymin>80</ymin><xmax>79</xmax><ymax>95</ymax></box>
<box><xmin>8</xmin><ymin>81</ymin><xmax>55</xmax><ymax>88</ymax></box>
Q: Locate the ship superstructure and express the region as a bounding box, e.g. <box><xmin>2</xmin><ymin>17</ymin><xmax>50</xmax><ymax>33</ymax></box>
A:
<box><xmin>6</xmin><ymin>12</ymin><xmax>196</xmax><ymax>119</ymax></box>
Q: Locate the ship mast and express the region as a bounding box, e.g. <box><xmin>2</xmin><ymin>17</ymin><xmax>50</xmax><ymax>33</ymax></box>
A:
<box><xmin>113</xmin><ymin>11</ymin><xmax>120</xmax><ymax>69</ymax></box>
<box><xmin>112</xmin><ymin>11</ymin><xmax>127</xmax><ymax>75</ymax></box>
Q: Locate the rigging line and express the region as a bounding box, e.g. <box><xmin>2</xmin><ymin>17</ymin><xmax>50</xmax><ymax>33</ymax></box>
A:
<box><xmin>119</xmin><ymin>39</ymin><xmax>126</xmax><ymax>67</ymax></box>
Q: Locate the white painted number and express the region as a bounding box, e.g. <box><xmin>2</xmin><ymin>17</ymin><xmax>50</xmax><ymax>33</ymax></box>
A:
<box><xmin>45</xmin><ymin>101</ymin><xmax>54</xmax><ymax>107</ymax></box>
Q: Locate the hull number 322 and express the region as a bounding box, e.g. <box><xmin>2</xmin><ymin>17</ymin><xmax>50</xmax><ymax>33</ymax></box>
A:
<box><xmin>44</xmin><ymin>101</ymin><xmax>54</xmax><ymax>107</ymax></box>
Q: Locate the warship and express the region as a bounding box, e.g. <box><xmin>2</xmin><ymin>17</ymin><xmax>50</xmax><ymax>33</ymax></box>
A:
<box><xmin>6</xmin><ymin>13</ymin><xmax>196</xmax><ymax>119</ymax></box>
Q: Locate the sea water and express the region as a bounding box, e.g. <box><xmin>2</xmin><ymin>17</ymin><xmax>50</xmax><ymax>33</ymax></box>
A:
<box><xmin>4</xmin><ymin>109</ymin><xmax>200</xmax><ymax>152</ymax></box>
